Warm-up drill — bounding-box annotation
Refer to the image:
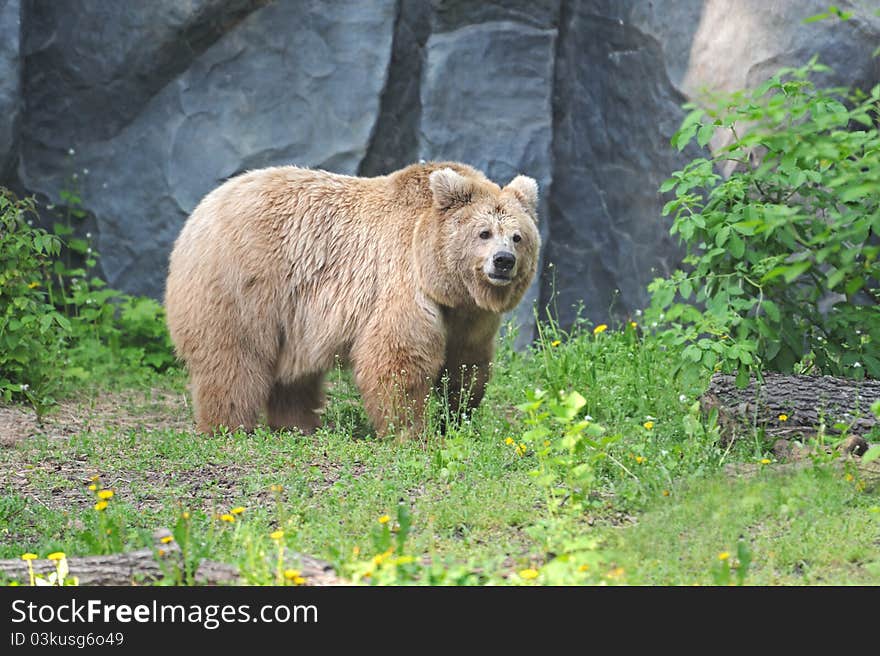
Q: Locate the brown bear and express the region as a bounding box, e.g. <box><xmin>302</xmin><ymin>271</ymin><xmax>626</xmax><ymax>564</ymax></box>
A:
<box><xmin>164</xmin><ymin>161</ymin><xmax>540</xmax><ymax>438</ymax></box>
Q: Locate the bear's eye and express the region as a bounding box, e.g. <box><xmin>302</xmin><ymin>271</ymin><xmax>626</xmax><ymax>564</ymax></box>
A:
<box><xmin>512</xmin><ymin>234</ymin><xmax>522</xmax><ymax>243</ymax></box>
<box><xmin>479</xmin><ymin>230</ymin><xmax>492</xmax><ymax>240</ymax></box>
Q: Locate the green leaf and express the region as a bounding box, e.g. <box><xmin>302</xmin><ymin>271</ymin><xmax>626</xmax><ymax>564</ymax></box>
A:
<box><xmin>735</xmin><ymin>364</ymin><xmax>751</xmax><ymax>388</ymax></box>
<box><xmin>680</xmin><ymin>278</ymin><xmax>693</xmax><ymax>300</ymax></box>
<box><xmin>762</xmin><ymin>300</ymin><xmax>781</xmax><ymax>322</ymax></box>
<box><xmin>729</xmin><ymin>234</ymin><xmax>745</xmax><ymax>259</ymax></box>
<box><xmin>862</xmin><ymin>445</ymin><xmax>880</xmax><ymax>465</ymax></box>
<box><xmin>673</xmin><ymin>124</ymin><xmax>699</xmax><ymax>151</ymax></box>
<box><xmin>659</xmin><ymin>177</ymin><xmax>678</xmax><ymax>193</ymax></box>
<box><xmin>845</xmin><ymin>276</ymin><xmax>864</xmax><ymax>296</ymax></box>
<box><xmin>784</xmin><ymin>261</ymin><xmax>811</xmax><ymax>283</ymax></box>
<box><xmin>697</xmin><ymin>123</ymin><xmax>715</xmax><ymax>147</ymax></box>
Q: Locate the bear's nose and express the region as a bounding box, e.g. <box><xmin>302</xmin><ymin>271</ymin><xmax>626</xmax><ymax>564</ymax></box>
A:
<box><xmin>493</xmin><ymin>251</ymin><xmax>516</xmax><ymax>272</ymax></box>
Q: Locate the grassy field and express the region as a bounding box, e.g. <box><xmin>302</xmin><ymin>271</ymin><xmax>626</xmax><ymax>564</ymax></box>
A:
<box><xmin>1</xmin><ymin>320</ymin><xmax>878</xmax><ymax>585</ymax></box>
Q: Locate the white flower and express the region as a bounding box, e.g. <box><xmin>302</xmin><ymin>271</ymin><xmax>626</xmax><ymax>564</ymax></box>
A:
<box><xmin>584</xmin><ymin>415</ymin><xmax>593</xmax><ymax>422</ymax></box>
<box><xmin>72</xmin><ymin>173</ymin><xmax>78</xmax><ymax>180</ymax></box>
<box><xmin>27</xmin><ymin>220</ymin><xmax>33</xmax><ymax>226</ymax></box>
<box><xmin>68</xmin><ymin>148</ymin><xmax>75</xmax><ymax>156</ymax></box>
<box><xmin>20</xmin><ymin>384</ymin><xmax>29</xmax><ymax>391</ymax></box>
<box><xmin>102</xmin><ymin>182</ymin><xmax>108</xmax><ymax>189</ymax></box>
<box><xmin>635</xmin><ymin>309</ymin><xmax>643</xmax><ymax>317</ymax></box>
<box><xmin>46</xmin><ymin>204</ymin><xmax>55</xmax><ymax>210</ymax></box>
<box><xmin>853</xmin><ymin>362</ymin><xmax>862</xmax><ymax>368</ymax></box>
<box><xmin>86</xmin><ymin>247</ymin><xmax>92</xmax><ymax>254</ymax></box>
<box><xmin>86</xmin><ymin>232</ymin><xmax>92</xmax><ymax>238</ymax></box>
<box><xmin>82</xmin><ymin>168</ymin><xmax>89</xmax><ymax>175</ymax></box>
<box><xmin>679</xmin><ymin>394</ymin><xmax>687</xmax><ymax>403</ymax></box>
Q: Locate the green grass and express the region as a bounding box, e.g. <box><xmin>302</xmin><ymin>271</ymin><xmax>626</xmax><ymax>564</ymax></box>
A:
<box><xmin>1</xmin><ymin>319</ymin><xmax>878</xmax><ymax>585</ymax></box>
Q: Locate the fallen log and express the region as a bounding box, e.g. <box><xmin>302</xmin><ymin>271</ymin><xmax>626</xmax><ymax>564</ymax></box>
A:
<box><xmin>0</xmin><ymin>529</ymin><xmax>343</xmax><ymax>586</ymax></box>
<box><xmin>701</xmin><ymin>372</ymin><xmax>880</xmax><ymax>445</ymax></box>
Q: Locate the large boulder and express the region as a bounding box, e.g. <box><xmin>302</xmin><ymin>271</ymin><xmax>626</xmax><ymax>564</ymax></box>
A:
<box><xmin>19</xmin><ymin>0</ymin><xmax>396</xmax><ymax>297</ymax></box>
<box><xmin>545</xmin><ymin>0</ymin><xmax>880</xmax><ymax>327</ymax></box>
<box><xmin>0</xmin><ymin>0</ymin><xmax>20</xmax><ymax>178</ymax></box>
<box><xmin>631</xmin><ymin>0</ymin><xmax>880</xmax><ymax>97</ymax></box>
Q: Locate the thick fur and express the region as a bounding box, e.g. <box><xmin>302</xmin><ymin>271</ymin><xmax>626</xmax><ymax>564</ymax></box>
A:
<box><xmin>164</xmin><ymin>161</ymin><xmax>540</xmax><ymax>437</ymax></box>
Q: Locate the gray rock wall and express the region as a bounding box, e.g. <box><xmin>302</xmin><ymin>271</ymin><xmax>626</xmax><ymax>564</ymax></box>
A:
<box><xmin>0</xmin><ymin>0</ymin><xmax>20</xmax><ymax>178</ymax></box>
<box><xmin>3</xmin><ymin>0</ymin><xmax>879</xmax><ymax>338</ymax></box>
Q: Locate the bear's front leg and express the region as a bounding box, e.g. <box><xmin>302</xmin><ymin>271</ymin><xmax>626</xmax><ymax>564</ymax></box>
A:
<box><xmin>352</xmin><ymin>314</ymin><xmax>445</xmax><ymax>440</ymax></box>
<box><xmin>437</xmin><ymin>311</ymin><xmax>499</xmax><ymax>426</ymax></box>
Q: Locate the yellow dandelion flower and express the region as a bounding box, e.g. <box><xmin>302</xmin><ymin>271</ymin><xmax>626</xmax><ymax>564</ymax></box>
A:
<box><xmin>760</xmin><ymin>458</ymin><xmax>771</xmax><ymax>465</ymax></box>
<box><xmin>283</xmin><ymin>569</ymin><xmax>306</xmax><ymax>585</ymax></box>
<box><xmin>270</xmin><ymin>530</ymin><xmax>284</xmax><ymax>540</ymax></box>
<box><xmin>845</xmin><ymin>473</ymin><xmax>854</xmax><ymax>482</ymax></box>
<box><xmin>20</xmin><ymin>553</ymin><xmax>38</xmax><ymax>561</ymax></box>
<box><xmin>662</xmin><ymin>490</ymin><xmax>670</xmax><ymax>497</ymax></box>
<box><xmin>593</xmin><ymin>324</ymin><xmax>608</xmax><ymax>335</ymax></box>
<box><xmin>606</xmin><ymin>567</ymin><xmax>625</xmax><ymax>579</ymax></box>
<box><xmin>778</xmin><ymin>414</ymin><xmax>788</xmax><ymax>422</ymax></box>
<box><xmin>90</xmin><ymin>475</ymin><xmax>100</xmax><ymax>482</ymax></box>
<box><xmin>643</xmin><ymin>421</ymin><xmax>654</xmax><ymax>430</ymax></box>
<box><xmin>718</xmin><ymin>552</ymin><xmax>730</xmax><ymax>561</ymax></box>
<box><xmin>505</xmin><ymin>437</ymin><xmax>515</xmax><ymax>446</ymax></box>
<box><xmin>519</xmin><ymin>568</ymin><xmax>539</xmax><ymax>580</ymax></box>
<box><xmin>230</xmin><ymin>506</ymin><xmax>245</xmax><ymax>515</ymax></box>
<box><xmin>352</xmin><ymin>546</ymin><xmax>360</xmax><ymax>556</ymax></box>
<box><xmin>219</xmin><ymin>514</ymin><xmax>235</xmax><ymax>523</ymax></box>
<box><xmin>181</xmin><ymin>511</ymin><xmax>190</xmax><ymax>520</ymax></box>
<box><xmin>578</xmin><ymin>563</ymin><xmax>590</xmax><ymax>572</ymax></box>
<box><xmin>157</xmin><ymin>548</ymin><xmax>166</xmax><ymax>557</ymax></box>
<box><xmin>47</xmin><ymin>552</ymin><xmax>65</xmax><ymax>561</ymax></box>
<box><xmin>160</xmin><ymin>536</ymin><xmax>173</xmax><ymax>544</ymax></box>
<box><xmin>515</xmin><ymin>443</ymin><xmax>527</xmax><ymax>457</ymax></box>
<box><xmin>87</xmin><ymin>484</ymin><xmax>97</xmax><ymax>491</ymax></box>
<box><xmin>270</xmin><ymin>484</ymin><xmax>284</xmax><ymax>493</ymax></box>
<box><xmin>543</xmin><ymin>440</ymin><xmax>551</xmax><ymax>447</ymax></box>
<box><xmin>550</xmin><ymin>340</ymin><xmax>561</xmax><ymax>347</ymax></box>
<box><xmin>635</xmin><ymin>456</ymin><xmax>646</xmax><ymax>465</ymax></box>
<box><xmin>94</xmin><ymin>501</ymin><xmax>108</xmax><ymax>511</ymax></box>
<box><xmin>377</xmin><ymin>514</ymin><xmax>391</xmax><ymax>524</ymax></box>
<box><xmin>28</xmin><ymin>281</ymin><xmax>40</xmax><ymax>289</ymax></box>
<box><xmin>630</xmin><ymin>321</ymin><xmax>637</xmax><ymax>329</ymax></box>
<box><xmin>97</xmin><ymin>489</ymin><xmax>113</xmax><ymax>500</ymax></box>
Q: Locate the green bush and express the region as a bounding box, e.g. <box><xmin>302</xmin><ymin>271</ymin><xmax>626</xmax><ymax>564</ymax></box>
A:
<box><xmin>0</xmin><ymin>192</ymin><xmax>70</xmax><ymax>416</ymax></box>
<box><xmin>648</xmin><ymin>58</ymin><xmax>880</xmax><ymax>384</ymax></box>
<box><xmin>0</xmin><ymin>186</ymin><xmax>176</xmax><ymax>417</ymax></box>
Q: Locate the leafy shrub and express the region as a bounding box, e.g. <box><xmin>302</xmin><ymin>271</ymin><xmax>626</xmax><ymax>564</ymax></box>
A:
<box><xmin>647</xmin><ymin>59</ymin><xmax>879</xmax><ymax>384</ymax></box>
<box><xmin>0</xmin><ymin>186</ymin><xmax>176</xmax><ymax>416</ymax></box>
<box><xmin>0</xmin><ymin>191</ymin><xmax>70</xmax><ymax>416</ymax></box>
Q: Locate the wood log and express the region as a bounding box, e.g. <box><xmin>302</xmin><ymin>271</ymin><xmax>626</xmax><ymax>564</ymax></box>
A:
<box><xmin>701</xmin><ymin>372</ymin><xmax>880</xmax><ymax>445</ymax></box>
<box><xmin>0</xmin><ymin>530</ymin><xmax>343</xmax><ymax>586</ymax></box>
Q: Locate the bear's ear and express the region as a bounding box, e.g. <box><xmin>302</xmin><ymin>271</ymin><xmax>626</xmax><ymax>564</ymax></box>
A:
<box><xmin>429</xmin><ymin>168</ymin><xmax>477</xmax><ymax>211</ymax></box>
<box><xmin>505</xmin><ymin>175</ymin><xmax>539</xmax><ymax>219</ymax></box>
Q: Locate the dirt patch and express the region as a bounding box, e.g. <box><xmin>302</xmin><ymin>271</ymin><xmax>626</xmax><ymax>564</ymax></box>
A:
<box><xmin>0</xmin><ymin>406</ymin><xmax>38</xmax><ymax>447</ymax></box>
<box><xmin>0</xmin><ymin>388</ymin><xmax>193</xmax><ymax>447</ymax></box>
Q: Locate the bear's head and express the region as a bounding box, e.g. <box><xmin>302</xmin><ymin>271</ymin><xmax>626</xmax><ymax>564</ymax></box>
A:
<box><xmin>419</xmin><ymin>166</ymin><xmax>541</xmax><ymax>315</ymax></box>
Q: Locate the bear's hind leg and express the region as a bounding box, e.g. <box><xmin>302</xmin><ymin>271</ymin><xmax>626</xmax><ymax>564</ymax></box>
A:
<box><xmin>266</xmin><ymin>373</ymin><xmax>325</xmax><ymax>434</ymax></box>
<box><xmin>191</xmin><ymin>355</ymin><xmax>273</xmax><ymax>434</ymax></box>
